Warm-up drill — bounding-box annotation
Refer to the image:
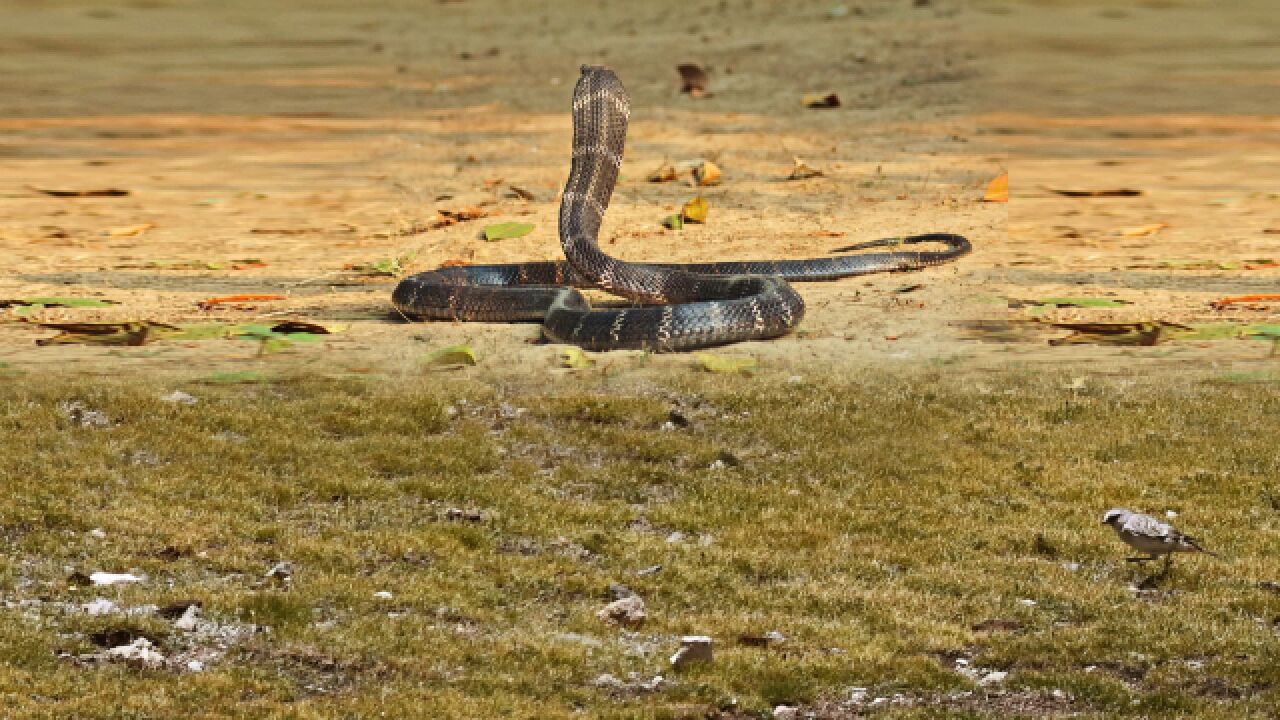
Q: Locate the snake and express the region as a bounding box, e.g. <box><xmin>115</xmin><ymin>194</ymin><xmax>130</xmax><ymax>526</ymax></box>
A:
<box><xmin>392</xmin><ymin>65</ymin><xmax>970</xmax><ymax>352</ymax></box>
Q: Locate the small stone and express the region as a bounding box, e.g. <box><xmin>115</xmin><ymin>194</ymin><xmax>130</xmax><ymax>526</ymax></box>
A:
<box><xmin>1060</xmin><ymin>561</ymin><xmax>1081</xmax><ymax>572</ymax></box>
<box><xmin>978</xmin><ymin>670</ymin><xmax>1008</xmax><ymax>686</ymax></box>
<box><xmin>607</xmin><ymin>583</ymin><xmax>636</xmax><ymax>600</ymax></box>
<box><xmin>592</xmin><ymin>672</ymin><xmax>623</xmax><ymax>688</ymax></box>
<box><xmin>186</xmin><ymin>659</ymin><xmax>205</xmax><ymax>673</ymax></box>
<box><xmin>1165</xmin><ymin>510</ymin><xmax>1178</xmax><ymax>519</ymax></box>
<box><xmin>773</xmin><ymin>705</ymin><xmax>799</xmax><ymax>720</ymax></box>
<box><xmin>635</xmin><ymin>564</ymin><xmax>663</xmax><ymax>576</ymax></box>
<box><xmin>265</xmin><ymin>562</ymin><xmax>293</xmax><ymax>585</ymax></box>
<box><xmin>670</xmin><ymin>635</ymin><xmax>713</xmax><ymax>668</ymax></box>
<box><xmin>374</xmin><ymin>591</ymin><xmax>393</xmax><ymax>600</ymax></box>
<box><xmin>161</xmin><ymin>390</ymin><xmax>198</xmax><ymax>405</ymax></box>
<box><xmin>106</xmin><ymin>638</ymin><xmax>165</xmax><ymax>668</ymax></box>
<box><xmin>174</xmin><ymin>604</ymin><xmax>201</xmax><ymax>631</ymax></box>
<box><xmin>88</xmin><ymin>528</ymin><xmax>107</xmax><ymax>539</ymax></box>
<box><xmin>89</xmin><ymin>571</ymin><xmax>144</xmax><ymax>586</ymax></box>
<box><xmin>847</xmin><ymin>687</ymin><xmax>868</xmax><ymax>704</ymax></box>
<box><xmin>597</xmin><ymin>595</ymin><xmax>646</xmax><ymax>628</ymax></box>
<box><xmin>665</xmin><ymin>531</ymin><xmax>686</xmax><ymax>544</ymax></box>
<box><xmin>83</xmin><ymin>598</ymin><xmax>118</xmax><ymax>615</ymax></box>
<box><xmin>1018</xmin><ymin>598</ymin><xmax>1037</xmax><ymax>607</ymax></box>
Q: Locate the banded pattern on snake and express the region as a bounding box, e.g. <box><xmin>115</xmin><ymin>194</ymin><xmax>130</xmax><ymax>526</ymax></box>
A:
<box><xmin>392</xmin><ymin>65</ymin><xmax>971</xmax><ymax>352</ymax></box>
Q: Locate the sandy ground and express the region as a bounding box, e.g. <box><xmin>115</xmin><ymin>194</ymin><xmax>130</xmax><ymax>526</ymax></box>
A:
<box><xmin>0</xmin><ymin>0</ymin><xmax>1275</xmax><ymax>382</ymax></box>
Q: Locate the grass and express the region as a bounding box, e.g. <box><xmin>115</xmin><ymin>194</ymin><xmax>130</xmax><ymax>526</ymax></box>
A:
<box><xmin>1</xmin><ymin>369</ymin><xmax>1278</xmax><ymax>718</ymax></box>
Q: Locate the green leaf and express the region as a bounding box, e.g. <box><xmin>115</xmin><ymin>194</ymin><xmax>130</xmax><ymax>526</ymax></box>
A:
<box><xmin>16</xmin><ymin>295</ymin><xmax>115</xmax><ymax>307</ymax></box>
<box><xmin>557</xmin><ymin>347</ymin><xmax>596</xmax><ymax>369</ymax></box>
<box><xmin>662</xmin><ymin>214</ymin><xmax>684</xmax><ymax>230</ymax></box>
<box><xmin>694</xmin><ymin>352</ymin><xmax>757</xmax><ymax>374</ymax></box>
<box><xmin>1248</xmin><ymin>324</ymin><xmax>1280</xmax><ymax>339</ymax></box>
<box><xmin>1028</xmin><ymin>297</ymin><xmax>1130</xmax><ymax>308</ymax></box>
<box><xmin>483</xmin><ymin>222</ymin><xmax>535</xmax><ymax>241</ymax></box>
<box><xmin>424</xmin><ymin>344</ymin><xmax>477</xmax><ymax>369</ymax></box>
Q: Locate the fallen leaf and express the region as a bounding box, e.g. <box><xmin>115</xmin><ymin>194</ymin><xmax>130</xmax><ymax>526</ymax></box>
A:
<box><xmin>1120</xmin><ymin>223</ymin><xmax>1169</xmax><ymax>237</ymax></box>
<box><xmin>430</xmin><ymin>206</ymin><xmax>487</xmax><ymax>228</ymax></box>
<box><xmin>647</xmin><ymin>162</ymin><xmax>678</xmax><ymax>183</ymax></box>
<box><xmin>0</xmin><ymin>297</ymin><xmax>115</xmax><ymax>309</ymax></box>
<box><xmin>29</xmin><ymin>186</ymin><xmax>130</xmax><ymax>197</ymax></box>
<box><xmin>231</xmin><ymin>259</ymin><xmax>268</xmax><ymax>270</ymax></box>
<box><xmin>1048</xmin><ymin>321</ymin><xmax>1190</xmax><ymax>347</ymax></box>
<box><xmin>1211</xmin><ymin>294</ymin><xmax>1280</xmax><ymax>309</ymax></box>
<box><xmin>507</xmin><ymin>185</ymin><xmax>536</xmax><ymax>201</ymax></box>
<box><xmin>1045</xmin><ymin>187</ymin><xmax>1142</xmax><ymax>197</ymax></box>
<box><xmin>1264</xmin><ymin>228</ymin><xmax>1280</xmax><ymax>235</ymax></box>
<box><xmin>36</xmin><ymin>321</ymin><xmax>180</xmax><ymax>346</ymax></box>
<box><xmin>802</xmin><ymin>93</ymin><xmax>841</xmax><ymax>108</ymax></box>
<box><xmin>558</xmin><ymin>346</ymin><xmax>596</xmax><ymax>369</ymax></box>
<box><xmin>693</xmin><ymin>160</ymin><xmax>721</xmax><ymax>186</ymax></box>
<box><xmin>694</xmin><ymin>352</ymin><xmax>756</xmax><ymax>374</ymax></box>
<box><xmin>1019</xmin><ymin>297</ymin><xmax>1131</xmax><ymax>309</ymax></box>
<box><xmin>198</xmin><ymin>294</ymin><xmax>287</xmax><ymax>310</ymax></box>
<box><xmin>438</xmin><ymin>258</ymin><xmax>471</xmax><ymax>268</ymax></box>
<box><xmin>107</xmin><ymin>223</ymin><xmax>156</xmax><ymax>238</ymax></box>
<box><xmin>983</xmin><ymin>173</ymin><xmax>1008</xmax><ymax>202</ymax></box>
<box><xmin>268</xmin><ymin>320</ymin><xmax>343</xmax><ymax>335</ymax></box>
<box><xmin>811</xmin><ymin>229</ymin><xmax>845</xmax><ymax>237</ymax></box>
<box><xmin>249</xmin><ymin>228</ymin><xmax>324</xmax><ymax>235</ymax></box>
<box><xmin>681</xmin><ymin>197</ymin><xmax>709</xmax><ymax>224</ymax></box>
<box><xmin>662</xmin><ymin>214</ymin><xmax>684</xmax><ymax>230</ymax></box>
<box><xmin>1245</xmin><ymin>260</ymin><xmax>1279</xmax><ymax>270</ymax></box>
<box><xmin>677</xmin><ymin>63</ymin><xmax>709</xmax><ymax>96</ymax></box>
<box><xmin>424</xmin><ymin>344</ymin><xmax>477</xmax><ymax>369</ymax></box>
<box><xmin>786</xmin><ymin>157</ymin><xmax>824</xmax><ymax>180</ymax></box>
<box><xmin>483</xmin><ymin>221</ymin><xmax>535</xmax><ymax>241</ymax></box>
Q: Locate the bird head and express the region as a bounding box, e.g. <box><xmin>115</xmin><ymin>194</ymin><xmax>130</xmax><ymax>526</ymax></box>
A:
<box><xmin>1101</xmin><ymin>508</ymin><xmax>1130</xmax><ymax>526</ymax></box>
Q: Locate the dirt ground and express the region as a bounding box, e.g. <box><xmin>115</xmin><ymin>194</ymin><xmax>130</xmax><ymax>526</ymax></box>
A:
<box><xmin>0</xmin><ymin>0</ymin><xmax>1275</xmax><ymax>382</ymax></box>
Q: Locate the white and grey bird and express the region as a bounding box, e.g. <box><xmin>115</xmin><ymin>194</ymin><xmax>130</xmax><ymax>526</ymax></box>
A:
<box><xmin>1101</xmin><ymin>508</ymin><xmax>1218</xmax><ymax>562</ymax></box>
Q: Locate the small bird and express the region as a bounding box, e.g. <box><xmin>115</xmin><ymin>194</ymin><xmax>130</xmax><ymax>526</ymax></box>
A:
<box><xmin>1102</xmin><ymin>508</ymin><xmax>1218</xmax><ymax>563</ymax></box>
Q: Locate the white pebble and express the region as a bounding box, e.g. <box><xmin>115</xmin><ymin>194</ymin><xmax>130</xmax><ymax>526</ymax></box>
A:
<box><xmin>90</xmin><ymin>571</ymin><xmax>144</xmax><ymax>586</ymax></box>
<box><xmin>374</xmin><ymin>591</ymin><xmax>393</xmax><ymax>600</ymax></box>
<box><xmin>978</xmin><ymin>670</ymin><xmax>1008</xmax><ymax>686</ymax></box>
<box><xmin>83</xmin><ymin>598</ymin><xmax>118</xmax><ymax>615</ymax></box>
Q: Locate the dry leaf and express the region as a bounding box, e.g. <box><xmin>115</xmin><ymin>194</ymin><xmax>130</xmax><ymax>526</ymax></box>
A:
<box><xmin>786</xmin><ymin>157</ymin><xmax>824</xmax><ymax>180</ymax></box>
<box><xmin>983</xmin><ymin>173</ymin><xmax>1008</xmax><ymax>203</ymax></box>
<box><xmin>1120</xmin><ymin>223</ymin><xmax>1169</xmax><ymax>237</ymax></box>
<box><xmin>693</xmin><ymin>160</ymin><xmax>721</xmax><ymax>186</ymax></box>
<box><xmin>430</xmin><ymin>206</ymin><xmax>488</xmax><ymax>228</ymax></box>
<box><xmin>507</xmin><ymin>185</ymin><xmax>536</xmax><ymax>201</ymax></box>
<box><xmin>198</xmin><ymin>294</ymin><xmax>287</xmax><ymax>310</ymax></box>
<box><xmin>1045</xmin><ymin>187</ymin><xmax>1142</xmax><ymax>198</ymax></box>
<box><xmin>677</xmin><ymin>63</ymin><xmax>709</xmax><ymax>96</ymax></box>
<box><xmin>36</xmin><ymin>321</ymin><xmax>180</xmax><ymax>346</ymax></box>
<box><xmin>29</xmin><ymin>186</ymin><xmax>130</xmax><ymax>197</ymax></box>
<box><xmin>811</xmin><ymin>229</ymin><xmax>845</xmax><ymax>237</ymax></box>
<box><xmin>1211</xmin><ymin>294</ymin><xmax>1280</xmax><ymax>309</ymax></box>
<box><xmin>1048</xmin><ymin>321</ymin><xmax>1190</xmax><ymax>347</ymax></box>
<box><xmin>107</xmin><ymin>223</ymin><xmax>156</xmax><ymax>238</ymax></box>
<box><xmin>647</xmin><ymin>162</ymin><xmax>678</xmax><ymax>183</ymax></box>
<box><xmin>681</xmin><ymin>197</ymin><xmax>709</xmax><ymax>224</ymax></box>
<box><xmin>801</xmin><ymin>93</ymin><xmax>841</xmax><ymax>108</ymax></box>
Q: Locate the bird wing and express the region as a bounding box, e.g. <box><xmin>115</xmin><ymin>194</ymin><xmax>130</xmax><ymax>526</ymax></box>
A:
<box><xmin>1121</xmin><ymin>513</ymin><xmax>1176</xmax><ymax>541</ymax></box>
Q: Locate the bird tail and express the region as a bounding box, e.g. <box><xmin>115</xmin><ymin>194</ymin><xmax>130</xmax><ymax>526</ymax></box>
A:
<box><xmin>1184</xmin><ymin>536</ymin><xmax>1219</xmax><ymax>557</ymax></box>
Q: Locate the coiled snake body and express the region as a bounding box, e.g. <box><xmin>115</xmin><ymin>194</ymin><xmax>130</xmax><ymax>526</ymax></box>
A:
<box><xmin>392</xmin><ymin>66</ymin><xmax>970</xmax><ymax>352</ymax></box>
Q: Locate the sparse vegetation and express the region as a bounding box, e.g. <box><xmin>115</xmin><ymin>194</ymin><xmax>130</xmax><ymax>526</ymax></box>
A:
<box><xmin>2</xmin><ymin>371</ymin><xmax>1278</xmax><ymax>718</ymax></box>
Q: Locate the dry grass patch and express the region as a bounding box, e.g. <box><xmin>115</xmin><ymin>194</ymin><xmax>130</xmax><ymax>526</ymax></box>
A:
<box><xmin>1</xmin><ymin>370</ymin><xmax>1278</xmax><ymax>718</ymax></box>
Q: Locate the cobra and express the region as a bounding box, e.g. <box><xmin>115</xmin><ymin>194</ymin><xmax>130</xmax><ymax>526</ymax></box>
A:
<box><xmin>392</xmin><ymin>65</ymin><xmax>970</xmax><ymax>352</ymax></box>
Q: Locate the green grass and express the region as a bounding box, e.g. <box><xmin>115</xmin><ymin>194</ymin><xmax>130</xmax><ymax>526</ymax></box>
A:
<box><xmin>1</xmin><ymin>371</ymin><xmax>1278</xmax><ymax>718</ymax></box>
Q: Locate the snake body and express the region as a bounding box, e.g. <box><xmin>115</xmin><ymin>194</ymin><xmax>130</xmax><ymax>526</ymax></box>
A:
<box><xmin>392</xmin><ymin>66</ymin><xmax>970</xmax><ymax>352</ymax></box>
